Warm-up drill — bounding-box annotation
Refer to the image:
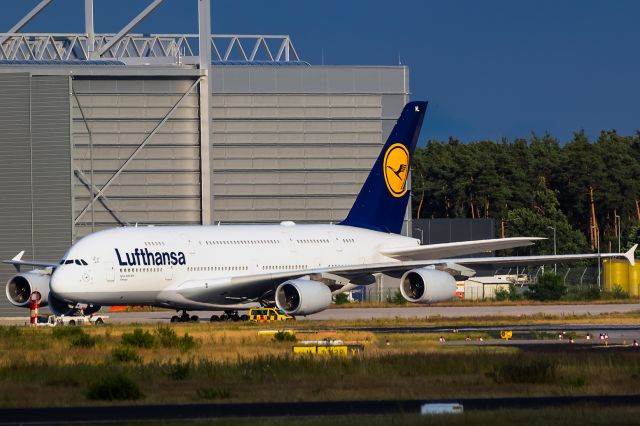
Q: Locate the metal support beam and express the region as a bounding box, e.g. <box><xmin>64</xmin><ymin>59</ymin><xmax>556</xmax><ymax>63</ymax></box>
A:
<box><xmin>97</xmin><ymin>0</ymin><xmax>163</xmax><ymax>57</ymax></box>
<box><xmin>85</xmin><ymin>0</ymin><xmax>95</xmax><ymax>59</ymax></box>
<box><xmin>74</xmin><ymin>169</ymin><xmax>130</xmax><ymax>226</ymax></box>
<box><xmin>0</xmin><ymin>0</ymin><xmax>52</xmax><ymax>45</ymax></box>
<box><xmin>74</xmin><ymin>77</ymin><xmax>202</xmax><ymax>223</ymax></box>
<box><xmin>198</xmin><ymin>0</ymin><xmax>212</xmax><ymax>225</ymax></box>
<box><xmin>72</xmin><ymin>89</ymin><xmax>130</xmax><ymax>227</ymax></box>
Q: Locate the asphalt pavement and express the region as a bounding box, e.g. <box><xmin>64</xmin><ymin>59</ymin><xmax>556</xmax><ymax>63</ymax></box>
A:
<box><xmin>1</xmin><ymin>303</ymin><xmax>639</xmax><ymax>325</ymax></box>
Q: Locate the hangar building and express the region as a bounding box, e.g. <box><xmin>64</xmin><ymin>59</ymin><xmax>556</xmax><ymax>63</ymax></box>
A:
<box><xmin>0</xmin><ymin>1</ymin><xmax>409</xmax><ymax>315</ymax></box>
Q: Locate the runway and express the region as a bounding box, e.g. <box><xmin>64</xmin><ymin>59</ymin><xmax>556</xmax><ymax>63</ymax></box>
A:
<box><xmin>1</xmin><ymin>395</ymin><xmax>639</xmax><ymax>425</ymax></box>
<box><xmin>1</xmin><ymin>303</ymin><xmax>639</xmax><ymax>325</ymax></box>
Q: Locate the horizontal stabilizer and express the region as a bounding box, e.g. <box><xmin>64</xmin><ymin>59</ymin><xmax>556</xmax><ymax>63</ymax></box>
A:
<box><xmin>379</xmin><ymin>237</ymin><xmax>545</xmax><ymax>260</ymax></box>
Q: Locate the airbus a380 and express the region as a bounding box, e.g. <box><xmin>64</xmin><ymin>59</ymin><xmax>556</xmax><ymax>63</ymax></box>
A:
<box><xmin>4</xmin><ymin>102</ymin><xmax>636</xmax><ymax>321</ymax></box>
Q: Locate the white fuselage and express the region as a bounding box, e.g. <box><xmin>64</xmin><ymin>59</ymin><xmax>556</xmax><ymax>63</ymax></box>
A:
<box><xmin>50</xmin><ymin>223</ymin><xmax>417</xmax><ymax>308</ymax></box>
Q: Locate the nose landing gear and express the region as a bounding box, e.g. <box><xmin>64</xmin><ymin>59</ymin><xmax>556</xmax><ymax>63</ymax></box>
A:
<box><xmin>170</xmin><ymin>310</ymin><xmax>199</xmax><ymax>323</ymax></box>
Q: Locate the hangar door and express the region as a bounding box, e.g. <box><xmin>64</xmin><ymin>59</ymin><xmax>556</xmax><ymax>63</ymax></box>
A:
<box><xmin>0</xmin><ymin>73</ymin><xmax>72</xmax><ymax>316</ymax></box>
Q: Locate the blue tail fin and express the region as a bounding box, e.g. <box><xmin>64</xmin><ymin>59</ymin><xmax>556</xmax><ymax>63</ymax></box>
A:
<box><xmin>340</xmin><ymin>101</ymin><xmax>427</xmax><ymax>234</ymax></box>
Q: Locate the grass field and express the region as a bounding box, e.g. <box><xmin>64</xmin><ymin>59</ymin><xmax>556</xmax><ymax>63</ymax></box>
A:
<box><xmin>1</xmin><ymin>317</ymin><xmax>640</xmax><ymax>408</ymax></box>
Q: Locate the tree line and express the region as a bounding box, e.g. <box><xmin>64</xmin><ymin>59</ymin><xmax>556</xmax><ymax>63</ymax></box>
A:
<box><xmin>411</xmin><ymin>130</ymin><xmax>640</xmax><ymax>255</ymax></box>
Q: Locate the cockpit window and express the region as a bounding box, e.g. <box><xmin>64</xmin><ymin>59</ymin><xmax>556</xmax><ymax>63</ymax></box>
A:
<box><xmin>80</xmin><ymin>259</ymin><xmax>88</xmax><ymax>265</ymax></box>
<box><xmin>75</xmin><ymin>260</ymin><xmax>82</xmax><ymax>265</ymax></box>
<box><xmin>65</xmin><ymin>260</ymin><xmax>74</xmax><ymax>265</ymax></box>
<box><xmin>59</xmin><ymin>260</ymin><xmax>65</xmax><ymax>265</ymax></box>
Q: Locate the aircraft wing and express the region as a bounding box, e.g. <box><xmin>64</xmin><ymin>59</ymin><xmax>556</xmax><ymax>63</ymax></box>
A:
<box><xmin>166</xmin><ymin>245</ymin><xmax>636</xmax><ymax>305</ymax></box>
<box><xmin>2</xmin><ymin>251</ymin><xmax>58</xmax><ymax>271</ymax></box>
<box><xmin>379</xmin><ymin>237</ymin><xmax>544</xmax><ymax>260</ymax></box>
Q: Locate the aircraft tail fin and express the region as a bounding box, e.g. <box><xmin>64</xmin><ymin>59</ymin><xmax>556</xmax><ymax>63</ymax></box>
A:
<box><xmin>339</xmin><ymin>101</ymin><xmax>427</xmax><ymax>234</ymax></box>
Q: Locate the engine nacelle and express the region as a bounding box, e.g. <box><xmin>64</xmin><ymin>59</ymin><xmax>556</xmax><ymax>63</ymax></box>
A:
<box><xmin>399</xmin><ymin>268</ymin><xmax>457</xmax><ymax>303</ymax></box>
<box><xmin>275</xmin><ymin>279</ymin><xmax>332</xmax><ymax>316</ymax></box>
<box><xmin>5</xmin><ymin>271</ymin><xmax>50</xmax><ymax>307</ymax></box>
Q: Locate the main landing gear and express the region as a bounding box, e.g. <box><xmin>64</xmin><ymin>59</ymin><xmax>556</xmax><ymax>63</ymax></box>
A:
<box><xmin>210</xmin><ymin>310</ymin><xmax>249</xmax><ymax>322</ymax></box>
<box><xmin>170</xmin><ymin>310</ymin><xmax>199</xmax><ymax>323</ymax></box>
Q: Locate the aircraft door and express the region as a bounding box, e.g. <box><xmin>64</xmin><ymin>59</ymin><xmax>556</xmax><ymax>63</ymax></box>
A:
<box><xmin>281</xmin><ymin>231</ymin><xmax>296</xmax><ymax>254</ymax></box>
<box><xmin>105</xmin><ymin>263</ymin><xmax>115</xmax><ymax>282</ymax></box>
<box><xmin>183</xmin><ymin>235</ymin><xmax>196</xmax><ymax>254</ymax></box>
<box><xmin>165</xmin><ymin>265</ymin><xmax>174</xmax><ymax>281</ymax></box>
<box><xmin>329</xmin><ymin>231</ymin><xmax>344</xmax><ymax>252</ymax></box>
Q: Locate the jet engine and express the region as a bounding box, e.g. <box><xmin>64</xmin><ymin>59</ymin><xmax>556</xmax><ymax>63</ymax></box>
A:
<box><xmin>5</xmin><ymin>271</ymin><xmax>50</xmax><ymax>307</ymax></box>
<box><xmin>275</xmin><ymin>279</ymin><xmax>332</xmax><ymax>316</ymax></box>
<box><xmin>399</xmin><ymin>268</ymin><xmax>457</xmax><ymax>303</ymax></box>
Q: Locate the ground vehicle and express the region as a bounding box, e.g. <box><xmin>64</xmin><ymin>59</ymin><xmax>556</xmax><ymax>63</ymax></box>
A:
<box><xmin>34</xmin><ymin>314</ymin><xmax>108</xmax><ymax>327</ymax></box>
<box><xmin>249</xmin><ymin>307</ymin><xmax>294</xmax><ymax>322</ymax></box>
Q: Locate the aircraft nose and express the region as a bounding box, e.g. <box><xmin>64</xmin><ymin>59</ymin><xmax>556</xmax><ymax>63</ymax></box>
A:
<box><xmin>50</xmin><ymin>267</ymin><xmax>75</xmax><ymax>300</ymax></box>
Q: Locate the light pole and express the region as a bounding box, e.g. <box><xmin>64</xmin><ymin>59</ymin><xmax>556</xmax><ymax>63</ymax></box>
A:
<box><xmin>596</xmin><ymin>226</ymin><xmax>601</xmax><ymax>290</ymax></box>
<box><xmin>415</xmin><ymin>227</ymin><xmax>424</xmax><ymax>245</ymax></box>
<box><xmin>547</xmin><ymin>225</ymin><xmax>556</xmax><ymax>274</ymax></box>
<box><xmin>615</xmin><ymin>213</ymin><xmax>621</xmax><ymax>253</ymax></box>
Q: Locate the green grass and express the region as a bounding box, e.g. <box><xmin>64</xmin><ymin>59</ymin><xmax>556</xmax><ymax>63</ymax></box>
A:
<box><xmin>1</xmin><ymin>321</ymin><xmax>640</xmax><ymax>408</ymax></box>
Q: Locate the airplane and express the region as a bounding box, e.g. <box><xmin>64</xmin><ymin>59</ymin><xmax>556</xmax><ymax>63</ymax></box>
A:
<box><xmin>4</xmin><ymin>101</ymin><xmax>636</xmax><ymax>322</ymax></box>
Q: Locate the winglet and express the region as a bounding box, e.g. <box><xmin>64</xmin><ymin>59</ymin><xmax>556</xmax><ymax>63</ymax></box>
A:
<box><xmin>624</xmin><ymin>244</ymin><xmax>637</xmax><ymax>266</ymax></box>
<box><xmin>11</xmin><ymin>251</ymin><xmax>25</xmax><ymax>262</ymax></box>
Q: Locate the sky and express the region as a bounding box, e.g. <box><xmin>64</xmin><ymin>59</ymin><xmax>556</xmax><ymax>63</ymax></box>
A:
<box><xmin>3</xmin><ymin>0</ymin><xmax>640</xmax><ymax>144</ymax></box>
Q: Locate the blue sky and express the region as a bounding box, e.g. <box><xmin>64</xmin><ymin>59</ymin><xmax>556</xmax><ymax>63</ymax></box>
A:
<box><xmin>4</xmin><ymin>0</ymin><xmax>639</xmax><ymax>143</ymax></box>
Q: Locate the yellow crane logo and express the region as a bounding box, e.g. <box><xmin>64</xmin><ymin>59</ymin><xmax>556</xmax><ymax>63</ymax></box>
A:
<box><xmin>383</xmin><ymin>143</ymin><xmax>409</xmax><ymax>197</ymax></box>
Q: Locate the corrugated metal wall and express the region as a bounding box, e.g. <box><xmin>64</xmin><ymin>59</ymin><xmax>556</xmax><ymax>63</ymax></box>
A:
<box><xmin>0</xmin><ymin>74</ymin><xmax>71</xmax><ymax>316</ymax></box>
<box><xmin>211</xmin><ymin>66</ymin><xmax>408</xmax><ymax>223</ymax></box>
<box><xmin>72</xmin><ymin>78</ymin><xmax>201</xmax><ymax>238</ymax></box>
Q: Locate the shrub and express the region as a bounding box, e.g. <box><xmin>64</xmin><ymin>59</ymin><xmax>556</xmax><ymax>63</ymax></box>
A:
<box><xmin>52</xmin><ymin>326</ymin><xmax>84</xmax><ymax>338</ymax></box>
<box><xmin>496</xmin><ymin>283</ymin><xmax>523</xmax><ymax>301</ymax></box>
<box><xmin>526</xmin><ymin>272</ymin><xmax>566</xmax><ymax>301</ymax></box>
<box><xmin>272</xmin><ymin>331</ymin><xmax>297</xmax><ymax>342</ymax></box>
<box><xmin>177</xmin><ymin>333</ymin><xmax>197</xmax><ymax>352</ymax></box>
<box><xmin>333</xmin><ymin>293</ymin><xmax>349</xmax><ymax>305</ymax></box>
<box><xmin>612</xmin><ymin>285</ymin><xmax>629</xmax><ymax>300</ymax></box>
<box><xmin>155</xmin><ymin>326</ymin><xmax>197</xmax><ymax>352</ymax></box>
<box><xmin>564</xmin><ymin>374</ymin><xmax>588</xmax><ymax>388</ymax></box>
<box><xmin>387</xmin><ymin>289</ymin><xmax>407</xmax><ymax>305</ymax></box>
<box><xmin>567</xmin><ymin>285</ymin><xmax>601</xmax><ymax>301</ymax></box>
<box><xmin>488</xmin><ymin>357</ymin><xmax>557</xmax><ymax>384</ymax></box>
<box><xmin>112</xmin><ymin>346</ymin><xmax>142</xmax><ymax>363</ymax></box>
<box><xmin>0</xmin><ymin>326</ymin><xmax>21</xmax><ymax>338</ymax></box>
<box><xmin>156</xmin><ymin>325</ymin><xmax>178</xmax><ymax>347</ymax></box>
<box><xmin>494</xmin><ymin>288</ymin><xmax>509</xmax><ymax>301</ymax></box>
<box><xmin>71</xmin><ymin>332</ymin><xmax>97</xmax><ymax>348</ymax></box>
<box><xmin>196</xmin><ymin>387</ymin><xmax>231</xmax><ymax>400</ymax></box>
<box><xmin>86</xmin><ymin>373</ymin><xmax>143</xmax><ymax>401</ymax></box>
<box><xmin>121</xmin><ymin>328</ymin><xmax>155</xmax><ymax>348</ymax></box>
<box><xmin>164</xmin><ymin>359</ymin><xmax>191</xmax><ymax>380</ymax></box>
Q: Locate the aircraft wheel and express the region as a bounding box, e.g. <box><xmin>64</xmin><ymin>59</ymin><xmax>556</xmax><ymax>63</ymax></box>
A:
<box><xmin>95</xmin><ymin>318</ymin><xmax>104</xmax><ymax>325</ymax></box>
<box><xmin>190</xmin><ymin>315</ymin><xmax>199</xmax><ymax>322</ymax></box>
<box><xmin>170</xmin><ymin>316</ymin><xmax>179</xmax><ymax>323</ymax></box>
<box><xmin>210</xmin><ymin>315</ymin><xmax>220</xmax><ymax>322</ymax></box>
<box><xmin>220</xmin><ymin>314</ymin><xmax>229</xmax><ymax>321</ymax></box>
<box><xmin>240</xmin><ymin>314</ymin><xmax>249</xmax><ymax>321</ymax></box>
<box><xmin>69</xmin><ymin>320</ymin><xmax>76</xmax><ymax>326</ymax></box>
<box><xmin>231</xmin><ymin>315</ymin><xmax>240</xmax><ymax>322</ymax></box>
